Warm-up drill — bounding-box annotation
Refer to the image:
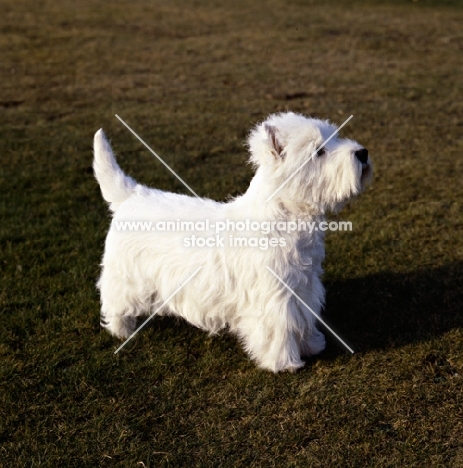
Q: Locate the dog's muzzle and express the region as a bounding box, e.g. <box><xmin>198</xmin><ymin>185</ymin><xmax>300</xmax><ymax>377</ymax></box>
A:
<box><xmin>355</xmin><ymin>148</ymin><xmax>370</xmax><ymax>176</ymax></box>
<box><xmin>355</xmin><ymin>148</ymin><xmax>368</xmax><ymax>164</ymax></box>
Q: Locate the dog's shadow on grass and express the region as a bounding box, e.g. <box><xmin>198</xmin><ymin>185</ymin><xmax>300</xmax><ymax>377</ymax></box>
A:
<box><xmin>320</xmin><ymin>261</ymin><xmax>463</xmax><ymax>358</ymax></box>
<box><xmin>137</xmin><ymin>262</ymin><xmax>463</xmax><ymax>368</ymax></box>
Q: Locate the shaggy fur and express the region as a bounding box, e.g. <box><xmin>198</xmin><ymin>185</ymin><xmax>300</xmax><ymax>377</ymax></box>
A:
<box><xmin>93</xmin><ymin>112</ymin><xmax>372</xmax><ymax>372</ymax></box>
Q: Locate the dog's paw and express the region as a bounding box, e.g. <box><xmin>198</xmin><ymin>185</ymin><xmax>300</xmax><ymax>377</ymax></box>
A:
<box><xmin>284</xmin><ymin>363</ymin><xmax>305</xmax><ymax>374</ymax></box>
<box><xmin>100</xmin><ymin>314</ymin><xmax>136</xmax><ymax>339</ymax></box>
<box><xmin>301</xmin><ymin>330</ymin><xmax>326</xmax><ymax>357</ymax></box>
<box><xmin>259</xmin><ymin>358</ymin><xmax>305</xmax><ymax>374</ymax></box>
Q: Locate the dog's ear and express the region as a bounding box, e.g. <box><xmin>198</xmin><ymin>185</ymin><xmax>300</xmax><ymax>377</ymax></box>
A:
<box><xmin>264</xmin><ymin>124</ymin><xmax>284</xmax><ymax>158</ymax></box>
<box><xmin>247</xmin><ymin>120</ymin><xmax>285</xmax><ymax>168</ymax></box>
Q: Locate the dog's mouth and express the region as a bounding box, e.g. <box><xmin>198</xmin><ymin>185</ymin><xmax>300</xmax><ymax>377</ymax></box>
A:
<box><xmin>360</xmin><ymin>162</ymin><xmax>372</xmax><ymax>184</ymax></box>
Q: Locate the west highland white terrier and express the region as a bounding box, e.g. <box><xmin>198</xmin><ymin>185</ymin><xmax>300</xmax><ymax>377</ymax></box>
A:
<box><xmin>93</xmin><ymin>112</ymin><xmax>372</xmax><ymax>372</ymax></box>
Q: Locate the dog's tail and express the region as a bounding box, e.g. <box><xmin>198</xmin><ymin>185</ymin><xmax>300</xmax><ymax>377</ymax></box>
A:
<box><xmin>93</xmin><ymin>129</ymin><xmax>137</xmax><ymax>211</ymax></box>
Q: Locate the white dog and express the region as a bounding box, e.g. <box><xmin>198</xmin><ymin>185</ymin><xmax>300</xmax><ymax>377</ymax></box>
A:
<box><xmin>93</xmin><ymin>112</ymin><xmax>372</xmax><ymax>372</ymax></box>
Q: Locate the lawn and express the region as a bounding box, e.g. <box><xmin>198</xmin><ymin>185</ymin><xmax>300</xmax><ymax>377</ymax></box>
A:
<box><xmin>1</xmin><ymin>0</ymin><xmax>463</xmax><ymax>466</ymax></box>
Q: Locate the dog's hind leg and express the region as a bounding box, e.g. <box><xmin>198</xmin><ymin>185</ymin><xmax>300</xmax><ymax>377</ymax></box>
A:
<box><xmin>97</xmin><ymin>271</ymin><xmax>140</xmax><ymax>339</ymax></box>
<box><xmin>100</xmin><ymin>311</ymin><xmax>137</xmax><ymax>340</ymax></box>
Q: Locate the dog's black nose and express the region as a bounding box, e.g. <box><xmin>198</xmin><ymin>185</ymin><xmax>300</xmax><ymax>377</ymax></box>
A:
<box><xmin>355</xmin><ymin>148</ymin><xmax>368</xmax><ymax>164</ymax></box>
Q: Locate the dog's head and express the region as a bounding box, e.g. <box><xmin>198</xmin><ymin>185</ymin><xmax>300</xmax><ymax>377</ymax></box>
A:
<box><xmin>247</xmin><ymin>112</ymin><xmax>373</xmax><ymax>212</ymax></box>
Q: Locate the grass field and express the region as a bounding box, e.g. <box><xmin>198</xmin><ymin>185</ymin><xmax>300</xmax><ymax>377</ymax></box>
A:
<box><xmin>2</xmin><ymin>0</ymin><xmax>463</xmax><ymax>466</ymax></box>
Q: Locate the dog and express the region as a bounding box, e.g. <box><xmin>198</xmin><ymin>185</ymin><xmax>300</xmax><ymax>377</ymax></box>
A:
<box><xmin>93</xmin><ymin>112</ymin><xmax>372</xmax><ymax>372</ymax></box>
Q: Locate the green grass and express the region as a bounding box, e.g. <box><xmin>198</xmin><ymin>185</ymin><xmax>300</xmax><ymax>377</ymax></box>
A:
<box><xmin>2</xmin><ymin>0</ymin><xmax>463</xmax><ymax>466</ymax></box>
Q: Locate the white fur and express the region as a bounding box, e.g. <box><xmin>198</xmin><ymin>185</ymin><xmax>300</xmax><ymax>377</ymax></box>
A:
<box><xmin>93</xmin><ymin>112</ymin><xmax>372</xmax><ymax>372</ymax></box>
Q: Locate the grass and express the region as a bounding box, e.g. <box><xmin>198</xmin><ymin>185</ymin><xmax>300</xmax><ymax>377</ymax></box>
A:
<box><xmin>1</xmin><ymin>0</ymin><xmax>463</xmax><ymax>466</ymax></box>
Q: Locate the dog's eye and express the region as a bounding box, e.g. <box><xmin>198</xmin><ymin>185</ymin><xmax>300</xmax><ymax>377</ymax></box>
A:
<box><xmin>316</xmin><ymin>147</ymin><xmax>326</xmax><ymax>157</ymax></box>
